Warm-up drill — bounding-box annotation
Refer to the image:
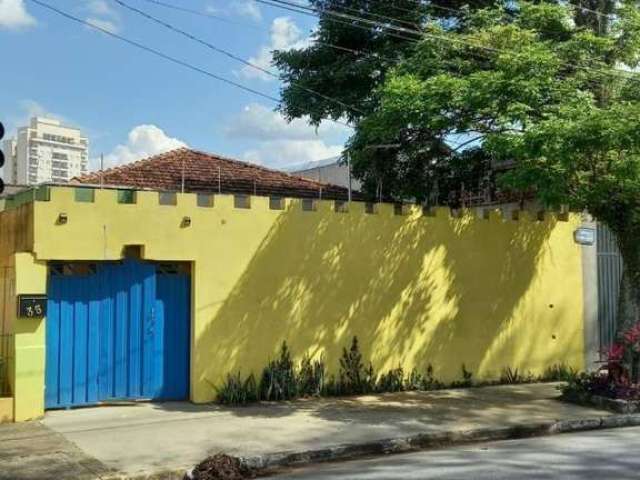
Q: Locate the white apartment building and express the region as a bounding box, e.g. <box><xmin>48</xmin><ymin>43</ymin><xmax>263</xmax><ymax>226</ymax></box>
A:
<box><xmin>2</xmin><ymin>117</ymin><xmax>88</xmax><ymax>185</ymax></box>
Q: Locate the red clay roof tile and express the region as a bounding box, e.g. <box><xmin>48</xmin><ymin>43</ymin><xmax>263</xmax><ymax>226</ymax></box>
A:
<box><xmin>73</xmin><ymin>148</ymin><xmax>361</xmax><ymax>200</ymax></box>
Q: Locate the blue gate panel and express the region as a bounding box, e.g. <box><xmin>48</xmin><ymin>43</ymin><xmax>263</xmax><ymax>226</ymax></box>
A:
<box><xmin>157</xmin><ymin>272</ymin><xmax>190</xmax><ymax>400</ymax></box>
<box><xmin>143</xmin><ymin>269</ymin><xmax>159</xmax><ymax>399</ymax></box>
<box><xmin>44</xmin><ymin>278</ymin><xmax>60</xmax><ymax>408</ymax></box>
<box><xmin>45</xmin><ymin>260</ymin><xmax>190</xmax><ymax>409</ymax></box>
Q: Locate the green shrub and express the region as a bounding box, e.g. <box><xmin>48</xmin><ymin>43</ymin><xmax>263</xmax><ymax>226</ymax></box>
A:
<box><xmin>259</xmin><ymin>341</ymin><xmax>298</xmax><ymax>401</ymax></box>
<box><xmin>500</xmin><ymin>367</ymin><xmax>523</xmax><ymax>384</ymax></box>
<box><xmin>423</xmin><ymin>364</ymin><xmax>446</xmax><ymax>390</ymax></box>
<box><xmin>337</xmin><ymin>337</ymin><xmax>376</xmax><ymax>395</ymax></box>
<box><xmin>215</xmin><ymin>340</ymin><xmax>575</xmax><ymax>406</ymax></box>
<box><xmin>404</xmin><ymin>364</ymin><xmax>445</xmax><ymax>391</ymax></box>
<box><xmin>377</xmin><ymin>366</ymin><xmax>405</xmax><ymax>393</ymax></box>
<box><xmin>451</xmin><ymin>364</ymin><xmax>473</xmax><ymax>388</ymax></box>
<box><xmin>214</xmin><ymin>372</ymin><xmax>258</xmax><ymax>405</ymax></box>
<box><xmin>298</xmin><ymin>354</ymin><xmax>325</xmax><ymax>397</ymax></box>
<box><xmin>322</xmin><ymin>374</ymin><xmax>339</xmax><ymax>397</ymax></box>
<box><xmin>405</xmin><ymin>368</ymin><xmax>424</xmax><ymax>391</ymax></box>
<box><xmin>542</xmin><ymin>364</ymin><xmax>578</xmax><ymax>382</ymax></box>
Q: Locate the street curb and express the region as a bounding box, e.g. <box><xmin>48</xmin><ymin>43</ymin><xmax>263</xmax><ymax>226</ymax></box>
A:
<box><xmin>240</xmin><ymin>413</ymin><xmax>640</xmax><ymax>471</ymax></box>
<box><xmin>107</xmin><ymin>413</ymin><xmax>640</xmax><ymax>479</ymax></box>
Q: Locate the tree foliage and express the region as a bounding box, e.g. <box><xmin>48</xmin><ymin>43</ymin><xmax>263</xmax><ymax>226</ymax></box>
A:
<box><xmin>273</xmin><ymin>0</ymin><xmax>499</xmax><ymax>125</ymax></box>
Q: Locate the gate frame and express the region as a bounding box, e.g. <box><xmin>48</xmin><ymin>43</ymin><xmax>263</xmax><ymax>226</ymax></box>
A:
<box><xmin>44</xmin><ymin>257</ymin><xmax>194</xmax><ymax>410</ymax></box>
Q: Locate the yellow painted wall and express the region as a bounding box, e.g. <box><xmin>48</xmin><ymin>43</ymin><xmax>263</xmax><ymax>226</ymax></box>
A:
<box><xmin>0</xmin><ymin>397</ymin><xmax>13</xmax><ymax>424</ymax></box>
<box><xmin>22</xmin><ymin>186</ymin><xmax>586</xmax><ymax>407</ymax></box>
<box><xmin>0</xmin><ymin>204</ymin><xmax>37</xmax><ymax>421</ymax></box>
<box><xmin>12</xmin><ymin>253</ymin><xmax>47</xmax><ymax>421</ymax></box>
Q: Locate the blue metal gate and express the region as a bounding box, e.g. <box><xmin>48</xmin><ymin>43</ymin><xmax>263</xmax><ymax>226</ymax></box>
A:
<box><xmin>45</xmin><ymin>260</ymin><xmax>190</xmax><ymax>409</ymax></box>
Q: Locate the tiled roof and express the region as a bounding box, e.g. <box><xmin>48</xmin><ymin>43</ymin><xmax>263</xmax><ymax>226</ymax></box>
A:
<box><xmin>73</xmin><ymin>148</ymin><xmax>361</xmax><ymax>200</ymax></box>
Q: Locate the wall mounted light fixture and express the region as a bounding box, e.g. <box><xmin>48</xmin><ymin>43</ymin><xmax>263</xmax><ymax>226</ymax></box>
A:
<box><xmin>57</xmin><ymin>213</ymin><xmax>68</xmax><ymax>225</ymax></box>
<box><xmin>181</xmin><ymin>216</ymin><xmax>191</xmax><ymax>228</ymax></box>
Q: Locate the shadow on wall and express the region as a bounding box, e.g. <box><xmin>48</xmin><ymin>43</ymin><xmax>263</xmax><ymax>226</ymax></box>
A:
<box><xmin>194</xmin><ymin>206</ymin><xmax>582</xmax><ymax>399</ymax></box>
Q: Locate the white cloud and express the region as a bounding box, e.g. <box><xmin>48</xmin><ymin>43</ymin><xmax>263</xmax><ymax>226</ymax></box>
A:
<box><xmin>240</xmin><ymin>17</ymin><xmax>311</xmax><ymax>81</ymax></box>
<box><xmin>84</xmin><ymin>0</ymin><xmax>121</xmax><ymax>34</ymax></box>
<box><xmin>86</xmin><ymin>0</ymin><xmax>112</xmax><ymax>15</ymax></box>
<box><xmin>206</xmin><ymin>0</ymin><xmax>262</xmax><ymax>22</ymax></box>
<box><xmin>233</xmin><ymin>0</ymin><xmax>261</xmax><ymax>22</ymax></box>
<box><xmin>19</xmin><ymin>99</ymin><xmax>66</xmax><ymax>123</ymax></box>
<box><xmin>0</xmin><ymin>0</ymin><xmax>36</xmax><ymax>30</ymax></box>
<box><xmin>226</xmin><ymin>103</ymin><xmax>351</xmax><ymax>168</ymax></box>
<box><xmin>97</xmin><ymin>124</ymin><xmax>187</xmax><ymax>170</ymax></box>
<box><xmin>226</xmin><ymin>103</ymin><xmax>350</xmax><ymax>141</ymax></box>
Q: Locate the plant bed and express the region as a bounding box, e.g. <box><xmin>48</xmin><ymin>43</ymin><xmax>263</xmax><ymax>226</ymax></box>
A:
<box><xmin>560</xmin><ymin>322</ymin><xmax>640</xmax><ymax>414</ymax></box>
<box><xmin>562</xmin><ymin>388</ymin><xmax>640</xmax><ymax>414</ymax></box>
<box><xmin>214</xmin><ymin>337</ymin><xmax>577</xmax><ymax>407</ymax></box>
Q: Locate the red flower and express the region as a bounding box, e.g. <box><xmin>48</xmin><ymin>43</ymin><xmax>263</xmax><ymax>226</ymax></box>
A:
<box><xmin>607</xmin><ymin>343</ymin><xmax>625</xmax><ymax>363</ymax></box>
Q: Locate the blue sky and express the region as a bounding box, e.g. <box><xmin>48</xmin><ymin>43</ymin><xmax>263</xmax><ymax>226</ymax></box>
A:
<box><xmin>0</xmin><ymin>0</ymin><xmax>351</xmax><ymax>170</ymax></box>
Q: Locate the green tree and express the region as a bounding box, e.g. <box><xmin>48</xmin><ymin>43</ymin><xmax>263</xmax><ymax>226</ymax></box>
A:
<box><xmin>273</xmin><ymin>0</ymin><xmax>500</xmax><ymax>125</ymax></box>
<box><xmin>349</xmin><ymin>1</ymin><xmax>640</xmax><ymax>329</ymax></box>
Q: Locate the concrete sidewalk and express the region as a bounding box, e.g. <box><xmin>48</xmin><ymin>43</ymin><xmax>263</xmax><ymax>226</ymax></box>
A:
<box><xmin>0</xmin><ymin>383</ymin><xmax>627</xmax><ymax>479</ymax></box>
<box><xmin>0</xmin><ymin>421</ymin><xmax>111</xmax><ymax>480</ymax></box>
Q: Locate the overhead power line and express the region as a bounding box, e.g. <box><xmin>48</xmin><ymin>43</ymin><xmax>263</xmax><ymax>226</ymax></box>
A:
<box><xmin>28</xmin><ymin>0</ymin><xmax>638</xmax><ymax>132</ymax></box>
<box><xmin>278</xmin><ymin>0</ymin><xmax>425</xmax><ymax>29</ymax></box>
<box><xmin>27</xmin><ymin>0</ymin><xmax>280</xmax><ymax>102</ymax></box>
<box><xmin>26</xmin><ymin>0</ymin><xmax>354</xmax><ymax>131</ymax></box>
<box><xmin>255</xmin><ymin>0</ymin><xmax>640</xmax><ymax>86</ymax></box>
<box><xmin>136</xmin><ymin>0</ymin><xmax>400</xmax><ymax>63</ymax></box>
<box><xmin>132</xmin><ymin>0</ymin><xmax>264</xmax><ymax>29</ymax></box>
<box><xmin>362</xmin><ymin>0</ymin><xmax>616</xmax><ymax>20</ymax></box>
<box><xmin>112</xmin><ymin>0</ymin><xmax>366</xmax><ymax>115</ymax></box>
<box><xmin>260</xmin><ymin>0</ymin><xmax>426</xmax><ymax>36</ymax></box>
<box><xmin>254</xmin><ymin>0</ymin><xmax>425</xmax><ymax>43</ymax></box>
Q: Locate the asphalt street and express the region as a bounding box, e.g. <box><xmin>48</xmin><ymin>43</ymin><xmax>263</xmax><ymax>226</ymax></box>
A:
<box><xmin>273</xmin><ymin>426</ymin><xmax>640</xmax><ymax>479</ymax></box>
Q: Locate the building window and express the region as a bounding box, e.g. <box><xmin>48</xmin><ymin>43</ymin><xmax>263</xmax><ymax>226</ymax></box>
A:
<box><xmin>234</xmin><ymin>194</ymin><xmax>251</xmax><ymax>209</ymax></box>
<box><xmin>159</xmin><ymin>192</ymin><xmax>177</xmax><ymax>206</ymax></box>
<box><xmin>269</xmin><ymin>196</ymin><xmax>285</xmax><ymax>210</ymax></box>
<box><xmin>302</xmin><ymin>198</ymin><xmax>317</xmax><ymax>212</ymax></box>
<box><xmin>52</xmin><ymin>152</ymin><xmax>68</xmax><ymax>160</ymax></box>
<box><xmin>74</xmin><ymin>188</ymin><xmax>95</xmax><ymax>203</ymax></box>
<box><xmin>43</xmin><ymin>133</ymin><xmax>74</xmax><ymax>144</ymax></box>
<box><xmin>52</xmin><ymin>161</ymin><xmax>68</xmax><ymax>169</ymax></box>
<box><xmin>117</xmin><ymin>190</ymin><xmax>136</xmax><ymax>204</ymax></box>
<box><xmin>197</xmin><ymin>193</ymin><xmax>214</xmax><ymax>208</ymax></box>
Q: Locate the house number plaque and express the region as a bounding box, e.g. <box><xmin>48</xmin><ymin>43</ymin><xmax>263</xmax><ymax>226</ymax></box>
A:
<box><xmin>17</xmin><ymin>295</ymin><xmax>47</xmax><ymax>318</ymax></box>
